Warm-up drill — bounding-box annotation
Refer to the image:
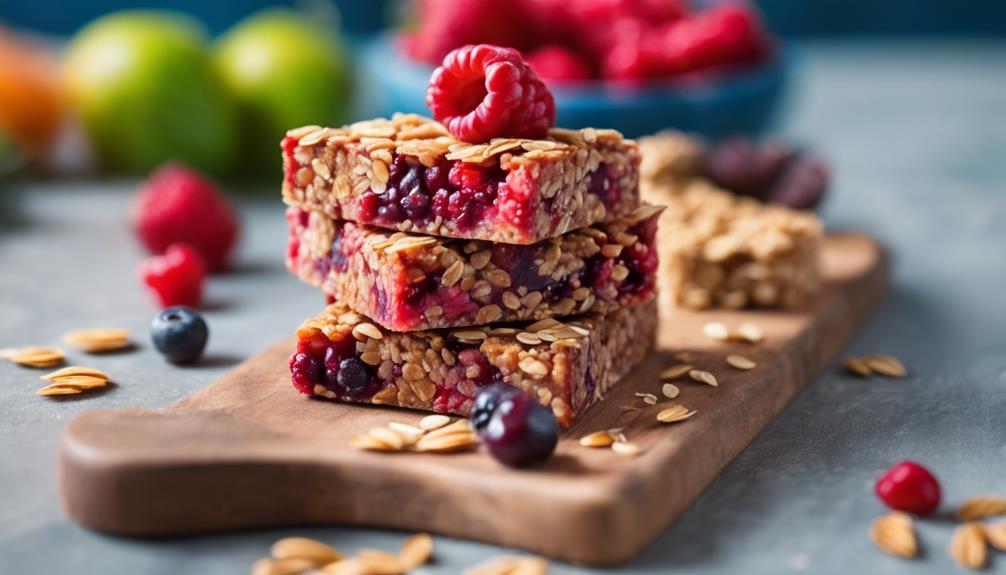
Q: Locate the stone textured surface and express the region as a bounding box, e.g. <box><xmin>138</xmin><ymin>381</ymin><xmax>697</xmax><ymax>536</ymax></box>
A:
<box><xmin>2</xmin><ymin>40</ymin><xmax>1005</xmax><ymax>573</ymax></box>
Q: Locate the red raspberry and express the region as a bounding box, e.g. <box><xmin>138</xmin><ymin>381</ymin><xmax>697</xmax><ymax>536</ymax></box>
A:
<box><xmin>875</xmin><ymin>461</ymin><xmax>941</xmax><ymax>516</ymax></box>
<box><xmin>403</xmin><ymin>0</ymin><xmax>538</xmax><ymax>66</ymax></box>
<box><xmin>133</xmin><ymin>163</ymin><xmax>239</xmax><ymax>272</ymax></box>
<box><xmin>526</xmin><ymin>45</ymin><xmax>593</xmax><ymax>84</ymax></box>
<box><xmin>426</xmin><ymin>44</ymin><xmax>556</xmax><ymax>143</ymax></box>
<box><xmin>653</xmin><ymin>3</ymin><xmax>769</xmax><ymax>75</ymax></box>
<box><xmin>139</xmin><ymin>243</ymin><xmax>206</xmax><ymax>309</ymax></box>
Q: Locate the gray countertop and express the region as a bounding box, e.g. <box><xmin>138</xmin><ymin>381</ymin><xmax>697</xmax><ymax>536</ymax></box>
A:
<box><xmin>2</xmin><ymin>40</ymin><xmax>1005</xmax><ymax>574</ymax></box>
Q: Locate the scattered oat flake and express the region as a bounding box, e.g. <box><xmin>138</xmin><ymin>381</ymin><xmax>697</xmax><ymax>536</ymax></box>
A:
<box><xmin>41</xmin><ymin>366</ymin><xmax>109</xmax><ymax>382</ymax></box>
<box><xmin>864</xmin><ymin>355</ymin><xmax>907</xmax><ymax>378</ymax></box>
<box><xmin>611</xmin><ymin>441</ymin><xmax>641</xmax><ymax>457</ymax></box>
<box><xmin>949</xmin><ymin>523</ymin><xmax>988</xmax><ymax>570</ymax></box>
<box><xmin>349</xmin><ymin>434</ymin><xmax>397</xmax><ymax>452</ymax></box>
<box><xmin>726</xmin><ymin>355</ymin><xmax>756</xmax><ymax>370</ymax></box>
<box><xmin>957</xmin><ymin>496</ymin><xmax>1006</xmax><ymax>521</ymax></box>
<box><xmin>369</xmin><ymin>427</ymin><xmax>405</xmax><ymax>450</ymax></box>
<box><xmin>271</xmin><ymin>537</ymin><xmax>343</xmax><ymax>565</ymax></box>
<box><xmin>635</xmin><ymin>392</ymin><xmax>658</xmax><ymax>405</ymax></box>
<box><xmin>983</xmin><ymin>521</ymin><xmax>1006</xmax><ymax>551</ymax></box>
<box><xmin>702</xmin><ymin>322</ymin><xmax>729</xmax><ymax>341</ymax></box>
<box><xmin>579</xmin><ymin>431</ymin><xmax>615</xmax><ymax>448</ymax></box>
<box><xmin>251</xmin><ymin>556</ymin><xmax>315</xmax><ymax>575</ymax></box>
<box><xmin>870</xmin><ymin>513</ymin><xmax>917</xmax><ymax>559</ymax></box>
<box><xmin>673</xmin><ymin>351</ymin><xmax>693</xmax><ymax>362</ymax></box>
<box><xmin>4</xmin><ymin>347</ymin><xmax>65</xmax><ymax>368</ymax></box>
<box><xmin>659</xmin><ymin>364</ymin><xmax>692</xmax><ymax>380</ymax></box>
<box><xmin>688</xmin><ymin>369</ymin><xmax>719</xmax><ymax>387</ymax></box>
<box><xmin>63</xmin><ymin>328</ymin><xmax>131</xmax><ymax>353</ymax></box>
<box><xmin>620</xmin><ymin>405</ymin><xmax>642</xmax><ymax>412</ymax></box>
<box><xmin>399</xmin><ymin>533</ymin><xmax>434</xmax><ymax>569</ymax></box>
<box><xmin>419</xmin><ymin>414</ymin><xmax>450</xmax><ymax>431</ymax></box>
<box><xmin>661</xmin><ymin>383</ymin><xmax>680</xmax><ymax>399</ymax></box>
<box><xmin>657</xmin><ymin>405</ymin><xmax>695</xmax><ymax>423</ymax></box>
<box><xmin>736</xmin><ymin>322</ymin><xmax>765</xmax><ymax>343</ymax></box>
<box><xmin>844</xmin><ymin>356</ymin><xmax>872</xmax><ymax>376</ymax></box>
<box><xmin>463</xmin><ymin>555</ymin><xmax>549</xmax><ymax>575</ymax></box>
<box><xmin>388</xmin><ymin>422</ymin><xmax>424</xmax><ymax>446</ymax></box>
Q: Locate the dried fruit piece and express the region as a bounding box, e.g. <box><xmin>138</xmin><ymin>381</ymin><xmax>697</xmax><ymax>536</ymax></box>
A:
<box><xmin>869</xmin><ymin>512</ymin><xmax>917</xmax><ymax>559</ymax></box>
<box><xmin>726</xmin><ymin>355</ymin><xmax>756</xmax><ymax>370</ymax></box>
<box><xmin>949</xmin><ymin>523</ymin><xmax>988</xmax><ymax>570</ymax></box>
<box><xmin>844</xmin><ymin>356</ymin><xmax>871</xmax><ymax>376</ymax></box>
<box><xmin>3</xmin><ymin>347</ymin><xmax>65</xmax><ymax>368</ymax></box>
<box><xmin>875</xmin><ymin>461</ymin><xmax>941</xmax><ymax>516</ymax></box>
<box><xmin>271</xmin><ymin>537</ymin><xmax>343</xmax><ymax>566</ymax></box>
<box><xmin>399</xmin><ymin>533</ymin><xmax>434</xmax><ymax>569</ymax></box>
<box><xmin>864</xmin><ymin>355</ymin><xmax>907</xmax><ymax>378</ymax></box>
<box><xmin>139</xmin><ymin>243</ymin><xmax>206</xmax><ymax>308</ymax></box>
<box><xmin>957</xmin><ymin>496</ymin><xmax>1006</xmax><ymax>521</ymax></box>
<box><xmin>657</xmin><ymin>405</ymin><xmax>696</xmax><ymax>423</ymax></box>
<box><xmin>579</xmin><ymin>430</ymin><xmax>616</xmax><ymax>448</ymax></box>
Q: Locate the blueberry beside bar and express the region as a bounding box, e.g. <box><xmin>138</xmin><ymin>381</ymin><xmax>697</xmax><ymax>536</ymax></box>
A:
<box><xmin>281</xmin><ymin>114</ymin><xmax>640</xmax><ymax>245</ymax></box>
<box><xmin>289</xmin><ymin>301</ymin><xmax>657</xmax><ymax>428</ymax></box>
<box><xmin>287</xmin><ymin>205</ymin><xmax>661</xmax><ymax>332</ymax></box>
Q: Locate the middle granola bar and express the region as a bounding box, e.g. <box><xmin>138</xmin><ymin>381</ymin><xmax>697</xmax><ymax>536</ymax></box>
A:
<box><xmin>287</xmin><ymin>205</ymin><xmax>662</xmax><ymax>332</ymax></box>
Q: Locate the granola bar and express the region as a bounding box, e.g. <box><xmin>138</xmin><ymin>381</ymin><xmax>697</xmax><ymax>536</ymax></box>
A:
<box><xmin>289</xmin><ymin>301</ymin><xmax>657</xmax><ymax>428</ymax></box>
<box><xmin>281</xmin><ymin>114</ymin><xmax>641</xmax><ymax>244</ymax></box>
<box><xmin>643</xmin><ymin>178</ymin><xmax>822</xmax><ymax>310</ymax></box>
<box><xmin>286</xmin><ymin>205</ymin><xmax>661</xmax><ymax>332</ymax></box>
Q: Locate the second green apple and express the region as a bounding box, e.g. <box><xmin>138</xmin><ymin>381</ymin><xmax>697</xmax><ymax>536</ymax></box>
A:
<box><xmin>215</xmin><ymin>10</ymin><xmax>352</xmax><ymax>178</ymax></box>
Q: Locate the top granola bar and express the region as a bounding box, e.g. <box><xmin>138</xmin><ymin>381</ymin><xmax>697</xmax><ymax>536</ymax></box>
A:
<box><xmin>281</xmin><ymin>113</ymin><xmax>640</xmax><ymax>244</ymax></box>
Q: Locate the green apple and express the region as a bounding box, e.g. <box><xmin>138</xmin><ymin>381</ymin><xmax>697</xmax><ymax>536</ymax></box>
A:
<box><xmin>63</xmin><ymin>12</ymin><xmax>238</xmax><ymax>176</ymax></box>
<box><xmin>215</xmin><ymin>10</ymin><xmax>351</xmax><ymax>178</ymax></box>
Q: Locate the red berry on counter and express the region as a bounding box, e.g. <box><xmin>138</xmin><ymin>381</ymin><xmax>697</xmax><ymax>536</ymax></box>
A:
<box><xmin>139</xmin><ymin>243</ymin><xmax>206</xmax><ymax>309</ymax></box>
<box><xmin>426</xmin><ymin>44</ymin><xmax>556</xmax><ymax>143</ymax></box>
<box><xmin>875</xmin><ymin>461</ymin><xmax>941</xmax><ymax>516</ymax></box>
<box><xmin>133</xmin><ymin>163</ymin><xmax>239</xmax><ymax>272</ymax></box>
<box><xmin>525</xmin><ymin>45</ymin><xmax>593</xmax><ymax>85</ymax></box>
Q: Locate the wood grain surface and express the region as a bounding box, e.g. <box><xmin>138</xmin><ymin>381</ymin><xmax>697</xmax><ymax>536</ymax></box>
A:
<box><xmin>57</xmin><ymin>233</ymin><xmax>887</xmax><ymax>566</ymax></box>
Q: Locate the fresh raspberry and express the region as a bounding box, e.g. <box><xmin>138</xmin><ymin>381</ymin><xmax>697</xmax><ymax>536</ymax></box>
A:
<box><xmin>139</xmin><ymin>243</ymin><xmax>206</xmax><ymax>309</ymax></box>
<box><xmin>403</xmin><ymin>0</ymin><xmax>538</xmax><ymax>66</ymax></box>
<box><xmin>652</xmin><ymin>3</ymin><xmax>769</xmax><ymax>75</ymax></box>
<box><xmin>526</xmin><ymin>45</ymin><xmax>593</xmax><ymax>84</ymax></box>
<box><xmin>133</xmin><ymin>163</ymin><xmax>239</xmax><ymax>272</ymax></box>
<box><xmin>426</xmin><ymin>44</ymin><xmax>556</xmax><ymax>143</ymax></box>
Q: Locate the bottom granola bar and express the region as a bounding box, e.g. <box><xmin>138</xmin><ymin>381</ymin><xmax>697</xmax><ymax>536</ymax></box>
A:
<box><xmin>290</xmin><ymin>301</ymin><xmax>656</xmax><ymax>428</ymax></box>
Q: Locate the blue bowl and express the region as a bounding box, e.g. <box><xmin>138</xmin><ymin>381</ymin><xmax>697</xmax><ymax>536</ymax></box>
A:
<box><xmin>362</xmin><ymin>34</ymin><xmax>792</xmax><ymax>139</ymax></box>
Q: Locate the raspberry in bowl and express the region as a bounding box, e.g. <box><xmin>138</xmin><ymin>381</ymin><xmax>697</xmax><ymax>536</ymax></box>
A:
<box><xmin>366</xmin><ymin>0</ymin><xmax>788</xmax><ymax>139</ymax></box>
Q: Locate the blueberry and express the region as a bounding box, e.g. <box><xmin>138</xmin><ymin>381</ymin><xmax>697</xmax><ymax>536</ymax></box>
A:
<box><xmin>479</xmin><ymin>389</ymin><xmax>559</xmax><ymax>467</ymax></box>
<box><xmin>470</xmin><ymin>383</ymin><xmax>518</xmax><ymax>432</ymax></box>
<box><xmin>151</xmin><ymin>306</ymin><xmax>208</xmax><ymax>364</ymax></box>
<box><xmin>337</xmin><ymin>357</ymin><xmax>371</xmax><ymax>395</ymax></box>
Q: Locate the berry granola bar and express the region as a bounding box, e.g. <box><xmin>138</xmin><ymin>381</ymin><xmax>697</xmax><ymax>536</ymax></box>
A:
<box><xmin>289</xmin><ymin>300</ymin><xmax>657</xmax><ymax>428</ymax></box>
<box><xmin>643</xmin><ymin>178</ymin><xmax>821</xmax><ymax>310</ymax></box>
<box><xmin>286</xmin><ymin>205</ymin><xmax>661</xmax><ymax>332</ymax></box>
<box><xmin>281</xmin><ymin>114</ymin><xmax>640</xmax><ymax>244</ymax></box>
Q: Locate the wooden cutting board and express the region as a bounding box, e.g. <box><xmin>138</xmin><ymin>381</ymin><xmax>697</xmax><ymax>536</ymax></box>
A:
<box><xmin>58</xmin><ymin>233</ymin><xmax>887</xmax><ymax>566</ymax></box>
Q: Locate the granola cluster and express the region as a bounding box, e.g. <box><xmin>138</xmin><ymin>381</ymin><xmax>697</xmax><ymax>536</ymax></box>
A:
<box><xmin>643</xmin><ymin>178</ymin><xmax>821</xmax><ymax>310</ymax></box>
<box><xmin>287</xmin><ymin>205</ymin><xmax>661</xmax><ymax>331</ymax></box>
<box><xmin>295</xmin><ymin>301</ymin><xmax>656</xmax><ymax>428</ymax></box>
<box><xmin>282</xmin><ymin>113</ymin><xmax>641</xmax><ymax>244</ymax></box>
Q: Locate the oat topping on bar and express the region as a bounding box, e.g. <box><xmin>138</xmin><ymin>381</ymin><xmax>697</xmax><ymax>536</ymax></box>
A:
<box><xmin>281</xmin><ymin>114</ymin><xmax>641</xmax><ymax>244</ymax></box>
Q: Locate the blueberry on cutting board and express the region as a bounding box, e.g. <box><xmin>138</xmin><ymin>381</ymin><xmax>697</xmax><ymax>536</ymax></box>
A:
<box><xmin>151</xmin><ymin>306</ymin><xmax>209</xmax><ymax>364</ymax></box>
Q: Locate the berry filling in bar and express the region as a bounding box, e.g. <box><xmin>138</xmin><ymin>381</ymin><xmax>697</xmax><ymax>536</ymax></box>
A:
<box><xmin>286</xmin><ymin>205</ymin><xmax>661</xmax><ymax>332</ymax></box>
<box><xmin>289</xmin><ymin>301</ymin><xmax>657</xmax><ymax>428</ymax></box>
<box><xmin>281</xmin><ymin>114</ymin><xmax>640</xmax><ymax>244</ymax></box>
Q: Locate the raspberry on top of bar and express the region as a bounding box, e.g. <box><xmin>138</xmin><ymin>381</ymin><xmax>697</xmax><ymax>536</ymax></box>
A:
<box><xmin>281</xmin><ymin>114</ymin><xmax>640</xmax><ymax>244</ymax></box>
<box><xmin>287</xmin><ymin>205</ymin><xmax>662</xmax><ymax>332</ymax></box>
<box><xmin>290</xmin><ymin>300</ymin><xmax>657</xmax><ymax>428</ymax></box>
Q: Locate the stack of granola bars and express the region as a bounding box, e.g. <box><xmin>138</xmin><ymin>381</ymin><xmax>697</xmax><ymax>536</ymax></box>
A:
<box><xmin>280</xmin><ymin>114</ymin><xmax>659</xmax><ymax>427</ymax></box>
